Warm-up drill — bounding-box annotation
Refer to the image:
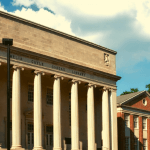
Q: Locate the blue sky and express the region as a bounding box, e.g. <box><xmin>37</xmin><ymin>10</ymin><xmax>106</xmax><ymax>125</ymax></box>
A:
<box><xmin>0</xmin><ymin>0</ymin><xmax>150</xmax><ymax>96</ymax></box>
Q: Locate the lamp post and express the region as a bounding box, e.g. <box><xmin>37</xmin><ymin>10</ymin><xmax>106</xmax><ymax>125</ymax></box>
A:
<box><xmin>2</xmin><ymin>38</ymin><xmax>13</xmax><ymax>150</ymax></box>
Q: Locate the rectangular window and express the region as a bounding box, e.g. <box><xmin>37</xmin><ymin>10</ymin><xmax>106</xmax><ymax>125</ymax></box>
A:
<box><xmin>46</xmin><ymin>125</ymin><xmax>53</xmax><ymax>146</ymax></box>
<box><xmin>69</xmin><ymin>92</ymin><xmax>71</xmax><ymax>126</ymax></box>
<box><xmin>125</xmin><ymin>137</ymin><xmax>130</xmax><ymax>150</ymax></box>
<box><xmin>134</xmin><ymin>116</ymin><xmax>138</xmax><ymax>128</ymax></box>
<box><xmin>134</xmin><ymin>137</ymin><xmax>138</xmax><ymax>150</ymax></box>
<box><xmin>46</xmin><ymin>126</ymin><xmax>53</xmax><ymax>133</ymax></box>
<box><xmin>46</xmin><ymin>88</ymin><xmax>53</xmax><ymax>105</ymax></box>
<box><xmin>143</xmin><ymin>118</ymin><xmax>147</xmax><ymax>130</ymax></box>
<box><xmin>143</xmin><ymin>139</ymin><xmax>147</xmax><ymax>150</ymax></box>
<box><xmin>125</xmin><ymin>114</ymin><xmax>129</xmax><ymax>128</ymax></box>
<box><xmin>28</xmin><ymin>84</ymin><xmax>34</xmax><ymax>102</ymax></box>
<box><xmin>28</xmin><ymin>123</ymin><xmax>34</xmax><ymax>131</ymax></box>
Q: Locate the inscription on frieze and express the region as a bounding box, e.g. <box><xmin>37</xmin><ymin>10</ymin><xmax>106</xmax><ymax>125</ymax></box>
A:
<box><xmin>31</xmin><ymin>60</ymin><xmax>44</xmax><ymax>66</ymax></box>
<box><xmin>0</xmin><ymin>50</ymin><xmax>116</xmax><ymax>85</ymax></box>
<box><xmin>10</xmin><ymin>54</ymin><xmax>22</xmax><ymax>61</ymax></box>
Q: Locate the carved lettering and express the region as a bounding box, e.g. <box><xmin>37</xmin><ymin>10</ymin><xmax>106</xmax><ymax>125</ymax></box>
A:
<box><xmin>52</xmin><ymin>65</ymin><xmax>65</xmax><ymax>71</ymax></box>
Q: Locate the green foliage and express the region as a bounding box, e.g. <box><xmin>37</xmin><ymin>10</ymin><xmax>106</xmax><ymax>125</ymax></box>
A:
<box><xmin>146</xmin><ymin>84</ymin><xmax>150</xmax><ymax>92</ymax></box>
<box><xmin>120</xmin><ymin>88</ymin><xmax>139</xmax><ymax>95</ymax></box>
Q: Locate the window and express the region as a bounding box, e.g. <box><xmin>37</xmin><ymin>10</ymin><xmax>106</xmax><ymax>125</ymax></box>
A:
<box><xmin>125</xmin><ymin>137</ymin><xmax>130</xmax><ymax>150</ymax></box>
<box><xmin>125</xmin><ymin>114</ymin><xmax>129</xmax><ymax>128</ymax></box>
<box><xmin>142</xmin><ymin>99</ymin><xmax>147</xmax><ymax>106</ymax></box>
<box><xmin>69</xmin><ymin>92</ymin><xmax>71</xmax><ymax>126</ymax></box>
<box><xmin>134</xmin><ymin>137</ymin><xmax>138</xmax><ymax>150</ymax></box>
<box><xmin>27</xmin><ymin>123</ymin><xmax>34</xmax><ymax>149</ymax></box>
<box><xmin>46</xmin><ymin>88</ymin><xmax>53</xmax><ymax>105</ymax></box>
<box><xmin>134</xmin><ymin>116</ymin><xmax>138</xmax><ymax>128</ymax></box>
<box><xmin>46</xmin><ymin>126</ymin><xmax>53</xmax><ymax>133</ymax></box>
<box><xmin>143</xmin><ymin>118</ymin><xmax>147</xmax><ymax>130</ymax></box>
<box><xmin>28</xmin><ymin>124</ymin><xmax>34</xmax><ymax>131</ymax></box>
<box><xmin>143</xmin><ymin>139</ymin><xmax>147</xmax><ymax>150</ymax></box>
<box><xmin>28</xmin><ymin>84</ymin><xmax>34</xmax><ymax>102</ymax></box>
<box><xmin>46</xmin><ymin>126</ymin><xmax>53</xmax><ymax>146</ymax></box>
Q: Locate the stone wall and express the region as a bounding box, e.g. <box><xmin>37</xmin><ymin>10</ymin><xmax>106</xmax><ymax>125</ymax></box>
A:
<box><xmin>0</xmin><ymin>12</ymin><xmax>116</xmax><ymax>75</ymax></box>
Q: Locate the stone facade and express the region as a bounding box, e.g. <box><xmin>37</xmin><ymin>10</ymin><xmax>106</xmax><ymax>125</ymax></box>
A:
<box><xmin>0</xmin><ymin>11</ymin><xmax>121</xmax><ymax>150</ymax></box>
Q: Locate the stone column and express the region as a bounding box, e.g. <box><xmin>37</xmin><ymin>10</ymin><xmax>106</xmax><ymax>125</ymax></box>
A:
<box><xmin>33</xmin><ymin>71</ymin><xmax>44</xmax><ymax>150</ymax></box>
<box><xmin>53</xmin><ymin>75</ymin><xmax>63</xmax><ymax>150</ymax></box>
<box><xmin>71</xmin><ymin>80</ymin><xmax>80</xmax><ymax>150</ymax></box>
<box><xmin>102</xmin><ymin>88</ymin><xmax>110</xmax><ymax>150</ymax></box>
<box><xmin>109</xmin><ymin>89</ymin><xmax>118</xmax><ymax>150</ymax></box>
<box><xmin>12</xmin><ymin>66</ymin><xmax>24</xmax><ymax>150</ymax></box>
<box><xmin>87</xmin><ymin>84</ymin><xmax>96</xmax><ymax>150</ymax></box>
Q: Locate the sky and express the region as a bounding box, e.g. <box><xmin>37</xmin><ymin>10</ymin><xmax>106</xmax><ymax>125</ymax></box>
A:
<box><xmin>0</xmin><ymin>0</ymin><xmax>150</xmax><ymax>96</ymax></box>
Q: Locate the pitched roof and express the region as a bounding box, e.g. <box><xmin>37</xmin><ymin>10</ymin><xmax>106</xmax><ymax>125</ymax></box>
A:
<box><xmin>117</xmin><ymin>90</ymin><xmax>150</xmax><ymax>104</ymax></box>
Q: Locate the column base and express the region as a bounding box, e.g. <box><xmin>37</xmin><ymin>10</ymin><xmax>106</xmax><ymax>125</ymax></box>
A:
<box><xmin>11</xmin><ymin>147</ymin><xmax>25</xmax><ymax>150</ymax></box>
<box><xmin>53</xmin><ymin>148</ymin><xmax>62</xmax><ymax>150</ymax></box>
<box><xmin>33</xmin><ymin>146</ymin><xmax>45</xmax><ymax>150</ymax></box>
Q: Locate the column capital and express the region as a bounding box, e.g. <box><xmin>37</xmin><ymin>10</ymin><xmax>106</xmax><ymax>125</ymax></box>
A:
<box><xmin>34</xmin><ymin>70</ymin><xmax>45</xmax><ymax>75</ymax></box>
<box><xmin>108</xmin><ymin>88</ymin><xmax>117</xmax><ymax>92</ymax></box>
<box><xmin>99</xmin><ymin>86</ymin><xmax>108</xmax><ymax>91</ymax></box>
<box><xmin>13</xmin><ymin>65</ymin><xmax>24</xmax><ymax>71</ymax></box>
<box><xmin>51</xmin><ymin>74</ymin><xmax>64</xmax><ymax>80</ymax></box>
<box><xmin>85</xmin><ymin>83</ymin><xmax>96</xmax><ymax>88</ymax></box>
<box><xmin>69</xmin><ymin>79</ymin><xmax>81</xmax><ymax>84</ymax></box>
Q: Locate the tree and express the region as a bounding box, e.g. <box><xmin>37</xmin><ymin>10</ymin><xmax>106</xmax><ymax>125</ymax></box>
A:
<box><xmin>120</xmin><ymin>88</ymin><xmax>139</xmax><ymax>95</ymax></box>
<box><xmin>146</xmin><ymin>84</ymin><xmax>150</xmax><ymax>93</ymax></box>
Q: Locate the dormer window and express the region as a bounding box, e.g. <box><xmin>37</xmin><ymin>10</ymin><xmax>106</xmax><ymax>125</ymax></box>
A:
<box><xmin>142</xmin><ymin>99</ymin><xmax>147</xmax><ymax>106</ymax></box>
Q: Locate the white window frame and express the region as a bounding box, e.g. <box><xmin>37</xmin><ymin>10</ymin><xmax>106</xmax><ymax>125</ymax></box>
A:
<box><xmin>134</xmin><ymin>116</ymin><xmax>138</xmax><ymax>129</ymax></box>
<box><xmin>125</xmin><ymin>114</ymin><xmax>130</xmax><ymax>128</ymax></box>
<box><xmin>46</xmin><ymin>87</ymin><xmax>53</xmax><ymax>106</ymax></box>
<box><xmin>134</xmin><ymin>137</ymin><xmax>139</xmax><ymax>150</ymax></box>
<box><xmin>143</xmin><ymin>139</ymin><xmax>147</xmax><ymax>150</ymax></box>
<box><xmin>142</xmin><ymin>117</ymin><xmax>147</xmax><ymax>130</ymax></box>
<box><xmin>28</xmin><ymin>84</ymin><xmax>34</xmax><ymax>103</ymax></box>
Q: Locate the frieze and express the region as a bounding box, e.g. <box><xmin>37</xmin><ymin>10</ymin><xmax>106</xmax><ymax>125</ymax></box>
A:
<box><xmin>0</xmin><ymin>50</ymin><xmax>116</xmax><ymax>86</ymax></box>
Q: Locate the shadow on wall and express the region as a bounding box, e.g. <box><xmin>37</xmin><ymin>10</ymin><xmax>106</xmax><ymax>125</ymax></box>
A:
<box><xmin>117</xmin><ymin>116</ymin><xmax>143</xmax><ymax>150</ymax></box>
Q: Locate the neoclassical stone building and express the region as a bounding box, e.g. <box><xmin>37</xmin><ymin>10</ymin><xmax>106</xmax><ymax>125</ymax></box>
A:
<box><xmin>0</xmin><ymin>11</ymin><xmax>121</xmax><ymax>150</ymax></box>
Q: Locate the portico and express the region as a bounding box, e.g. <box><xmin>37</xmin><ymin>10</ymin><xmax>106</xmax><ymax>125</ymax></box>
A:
<box><xmin>0</xmin><ymin>10</ymin><xmax>121</xmax><ymax>150</ymax></box>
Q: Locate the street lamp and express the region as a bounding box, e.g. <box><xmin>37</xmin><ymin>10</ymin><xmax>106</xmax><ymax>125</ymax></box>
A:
<box><xmin>2</xmin><ymin>38</ymin><xmax>13</xmax><ymax>150</ymax></box>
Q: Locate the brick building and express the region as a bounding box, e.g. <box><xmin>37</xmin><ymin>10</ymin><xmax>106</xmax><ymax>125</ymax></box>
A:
<box><xmin>117</xmin><ymin>91</ymin><xmax>150</xmax><ymax>150</ymax></box>
<box><xmin>0</xmin><ymin>11</ymin><xmax>121</xmax><ymax>150</ymax></box>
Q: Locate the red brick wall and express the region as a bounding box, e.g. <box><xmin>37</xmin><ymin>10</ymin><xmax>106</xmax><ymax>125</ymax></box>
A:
<box><xmin>131</xmin><ymin>96</ymin><xmax>150</xmax><ymax>111</ymax></box>
<box><xmin>117</xmin><ymin>112</ymin><xmax>125</xmax><ymax>150</ymax></box>
<box><xmin>130</xmin><ymin>115</ymin><xmax>134</xmax><ymax>150</ymax></box>
<box><xmin>147</xmin><ymin>119</ymin><xmax>150</xmax><ymax>150</ymax></box>
<box><xmin>139</xmin><ymin>116</ymin><xmax>143</xmax><ymax>150</ymax></box>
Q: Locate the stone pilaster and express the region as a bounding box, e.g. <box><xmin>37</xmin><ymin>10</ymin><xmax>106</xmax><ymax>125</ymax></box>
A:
<box><xmin>102</xmin><ymin>87</ymin><xmax>110</xmax><ymax>150</ymax></box>
<box><xmin>87</xmin><ymin>84</ymin><xmax>96</xmax><ymax>150</ymax></box>
<box><xmin>53</xmin><ymin>75</ymin><xmax>63</xmax><ymax>150</ymax></box>
<box><xmin>33</xmin><ymin>71</ymin><xmax>44</xmax><ymax>150</ymax></box>
<box><xmin>71</xmin><ymin>80</ymin><xmax>80</xmax><ymax>150</ymax></box>
<box><xmin>11</xmin><ymin>66</ymin><xmax>24</xmax><ymax>150</ymax></box>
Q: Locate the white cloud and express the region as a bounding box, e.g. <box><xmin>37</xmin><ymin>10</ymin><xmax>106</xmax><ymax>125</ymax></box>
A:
<box><xmin>1</xmin><ymin>7</ymin><xmax>74</xmax><ymax>36</ymax></box>
<box><xmin>12</xmin><ymin>0</ymin><xmax>150</xmax><ymax>37</ymax></box>
<box><xmin>0</xmin><ymin>2</ymin><xmax>7</xmax><ymax>11</ymax></box>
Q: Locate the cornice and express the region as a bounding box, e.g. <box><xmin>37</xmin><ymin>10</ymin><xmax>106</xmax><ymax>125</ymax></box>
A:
<box><xmin>0</xmin><ymin>10</ymin><xmax>117</xmax><ymax>55</ymax></box>
<box><xmin>117</xmin><ymin>105</ymin><xmax>150</xmax><ymax>116</ymax></box>
<box><xmin>0</xmin><ymin>44</ymin><xmax>121</xmax><ymax>82</ymax></box>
